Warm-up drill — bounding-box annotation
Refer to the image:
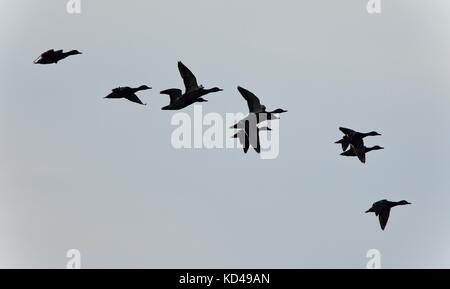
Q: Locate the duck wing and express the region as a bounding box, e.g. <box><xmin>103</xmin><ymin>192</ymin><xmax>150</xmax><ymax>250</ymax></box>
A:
<box><xmin>351</xmin><ymin>138</ymin><xmax>366</xmax><ymax>163</ymax></box>
<box><xmin>342</xmin><ymin>142</ymin><xmax>350</xmax><ymax>151</ymax></box>
<box><xmin>234</xmin><ymin>130</ymin><xmax>250</xmax><ymax>153</ymax></box>
<box><xmin>178</xmin><ymin>61</ymin><xmax>199</xmax><ymax>93</ymax></box>
<box><xmin>339</xmin><ymin>127</ymin><xmax>356</xmax><ymax>136</ymax></box>
<box><xmin>237</xmin><ymin>86</ymin><xmax>263</xmax><ymax>113</ymax></box>
<box><xmin>125</xmin><ymin>93</ymin><xmax>146</xmax><ymax>105</ymax></box>
<box><xmin>353</xmin><ymin>147</ymin><xmax>366</xmax><ymax>163</ymax></box>
<box><xmin>378</xmin><ymin>208</ymin><xmax>391</xmax><ymax>230</ymax></box>
<box><xmin>160</xmin><ymin>88</ymin><xmax>183</xmax><ymax>104</ymax></box>
<box><xmin>335</xmin><ymin>137</ymin><xmax>350</xmax><ymax>151</ymax></box>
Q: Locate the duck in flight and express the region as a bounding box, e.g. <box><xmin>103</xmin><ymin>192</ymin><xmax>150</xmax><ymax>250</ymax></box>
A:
<box><xmin>232</xmin><ymin>124</ymin><xmax>271</xmax><ymax>154</ymax></box>
<box><xmin>231</xmin><ymin>86</ymin><xmax>287</xmax><ymax>128</ymax></box>
<box><xmin>104</xmin><ymin>85</ymin><xmax>151</xmax><ymax>105</ymax></box>
<box><xmin>160</xmin><ymin>61</ymin><xmax>223</xmax><ymax>110</ymax></box>
<box><xmin>34</xmin><ymin>49</ymin><xmax>82</xmax><ymax>64</ymax></box>
<box><xmin>366</xmin><ymin>199</ymin><xmax>411</xmax><ymax>230</ymax></box>
<box><xmin>340</xmin><ymin>145</ymin><xmax>384</xmax><ymax>163</ymax></box>
<box><xmin>335</xmin><ymin>127</ymin><xmax>381</xmax><ymax>152</ymax></box>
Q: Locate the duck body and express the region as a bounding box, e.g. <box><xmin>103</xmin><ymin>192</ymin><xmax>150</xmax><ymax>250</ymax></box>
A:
<box><xmin>34</xmin><ymin>49</ymin><xmax>82</xmax><ymax>64</ymax></box>
<box><xmin>366</xmin><ymin>199</ymin><xmax>411</xmax><ymax>230</ymax></box>
<box><xmin>160</xmin><ymin>61</ymin><xmax>222</xmax><ymax>110</ymax></box>
<box><xmin>161</xmin><ymin>87</ymin><xmax>220</xmax><ymax>110</ymax></box>
<box><xmin>340</xmin><ymin>145</ymin><xmax>384</xmax><ymax>163</ymax></box>
<box><xmin>104</xmin><ymin>85</ymin><xmax>151</xmax><ymax>105</ymax></box>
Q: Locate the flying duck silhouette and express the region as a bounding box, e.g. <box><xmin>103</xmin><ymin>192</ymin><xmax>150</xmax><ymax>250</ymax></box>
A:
<box><xmin>335</xmin><ymin>127</ymin><xmax>381</xmax><ymax>152</ymax></box>
<box><xmin>160</xmin><ymin>61</ymin><xmax>223</xmax><ymax>110</ymax></box>
<box><xmin>366</xmin><ymin>199</ymin><xmax>411</xmax><ymax>230</ymax></box>
<box><xmin>232</xmin><ymin>125</ymin><xmax>271</xmax><ymax>154</ymax></box>
<box><xmin>340</xmin><ymin>145</ymin><xmax>384</xmax><ymax>163</ymax></box>
<box><xmin>34</xmin><ymin>49</ymin><xmax>82</xmax><ymax>64</ymax></box>
<box><xmin>231</xmin><ymin>86</ymin><xmax>287</xmax><ymax>128</ymax></box>
<box><xmin>104</xmin><ymin>85</ymin><xmax>151</xmax><ymax>105</ymax></box>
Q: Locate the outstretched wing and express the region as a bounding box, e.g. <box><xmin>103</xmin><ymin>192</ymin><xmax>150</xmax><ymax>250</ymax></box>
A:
<box><xmin>351</xmin><ymin>138</ymin><xmax>366</xmax><ymax>163</ymax></box>
<box><xmin>352</xmin><ymin>146</ymin><xmax>366</xmax><ymax>163</ymax></box>
<box><xmin>378</xmin><ymin>209</ymin><xmax>391</xmax><ymax>230</ymax></box>
<box><xmin>125</xmin><ymin>93</ymin><xmax>146</xmax><ymax>105</ymax></box>
<box><xmin>335</xmin><ymin>137</ymin><xmax>350</xmax><ymax>151</ymax></box>
<box><xmin>160</xmin><ymin>88</ymin><xmax>183</xmax><ymax>104</ymax></box>
<box><xmin>339</xmin><ymin>127</ymin><xmax>356</xmax><ymax>136</ymax></box>
<box><xmin>237</xmin><ymin>86</ymin><xmax>263</xmax><ymax>113</ymax></box>
<box><xmin>178</xmin><ymin>61</ymin><xmax>199</xmax><ymax>93</ymax></box>
<box><xmin>342</xmin><ymin>142</ymin><xmax>350</xmax><ymax>151</ymax></box>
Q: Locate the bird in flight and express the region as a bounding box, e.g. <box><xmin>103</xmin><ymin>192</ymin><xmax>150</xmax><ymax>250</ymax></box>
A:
<box><xmin>104</xmin><ymin>85</ymin><xmax>151</xmax><ymax>106</ymax></box>
<box><xmin>34</xmin><ymin>49</ymin><xmax>82</xmax><ymax>64</ymax></box>
<box><xmin>336</xmin><ymin>127</ymin><xmax>382</xmax><ymax>163</ymax></box>
<box><xmin>335</xmin><ymin>127</ymin><xmax>381</xmax><ymax>151</ymax></box>
<box><xmin>365</xmin><ymin>199</ymin><xmax>411</xmax><ymax>230</ymax></box>
<box><xmin>231</xmin><ymin>86</ymin><xmax>287</xmax><ymax>129</ymax></box>
<box><xmin>160</xmin><ymin>61</ymin><xmax>223</xmax><ymax>110</ymax></box>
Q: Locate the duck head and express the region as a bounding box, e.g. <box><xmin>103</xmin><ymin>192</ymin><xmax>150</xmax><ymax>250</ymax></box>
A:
<box><xmin>138</xmin><ymin>85</ymin><xmax>152</xmax><ymax>90</ymax></box>
<box><xmin>68</xmin><ymin>50</ymin><xmax>82</xmax><ymax>55</ymax></box>
<box><xmin>397</xmin><ymin>200</ymin><xmax>411</xmax><ymax>205</ymax></box>
<box><xmin>367</xmin><ymin>131</ymin><xmax>381</xmax><ymax>136</ymax></box>
<box><xmin>371</xmin><ymin>145</ymin><xmax>384</xmax><ymax>151</ymax></box>
<box><xmin>208</xmin><ymin>87</ymin><xmax>223</xmax><ymax>93</ymax></box>
<box><xmin>271</xmin><ymin>108</ymin><xmax>288</xmax><ymax>114</ymax></box>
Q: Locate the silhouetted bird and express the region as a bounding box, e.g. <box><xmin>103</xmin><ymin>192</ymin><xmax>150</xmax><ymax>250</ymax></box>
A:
<box><xmin>335</xmin><ymin>127</ymin><xmax>381</xmax><ymax>152</ymax></box>
<box><xmin>160</xmin><ymin>61</ymin><xmax>223</xmax><ymax>110</ymax></box>
<box><xmin>104</xmin><ymin>85</ymin><xmax>151</xmax><ymax>105</ymax></box>
<box><xmin>232</xmin><ymin>122</ymin><xmax>271</xmax><ymax>154</ymax></box>
<box><xmin>34</xmin><ymin>49</ymin><xmax>82</xmax><ymax>64</ymax></box>
<box><xmin>366</xmin><ymin>199</ymin><xmax>411</xmax><ymax>230</ymax></box>
<box><xmin>231</xmin><ymin>86</ymin><xmax>287</xmax><ymax>128</ymax></box>
<box><xmin>340</xmin><ymin>145</ymin><xmax>384</xmax><ymax>163</ymax></box>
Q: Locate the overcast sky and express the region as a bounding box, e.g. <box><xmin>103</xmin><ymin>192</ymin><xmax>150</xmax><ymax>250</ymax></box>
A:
<box><xmin>1</xmin><ymin>0</ymin><xmax>450</xmax><ymax>268</ymax></box>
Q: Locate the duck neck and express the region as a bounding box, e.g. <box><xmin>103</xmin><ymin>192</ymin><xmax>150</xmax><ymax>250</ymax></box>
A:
<box><xmin>366</xmin><ymin>146</ymin><xmax>378</xmax><ymax>152</ymax></box>
<box><xmin>65</xmin><ymin>50</ymin><xmax>79</xmax><ymax>56</ymax></box>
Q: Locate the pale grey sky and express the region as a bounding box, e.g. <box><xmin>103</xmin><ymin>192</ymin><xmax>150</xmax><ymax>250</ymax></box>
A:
<box><xmin>1</xmin><ymin>0</ymin><xmax>450</xmax><ymax>268</ymax></box>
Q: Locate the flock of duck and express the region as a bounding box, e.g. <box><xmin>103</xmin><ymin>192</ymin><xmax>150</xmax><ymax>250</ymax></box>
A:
<box><xmin>34</xmin><ymin>49</ymin><xmax>410</xmax><ymax>231</ymax></box>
